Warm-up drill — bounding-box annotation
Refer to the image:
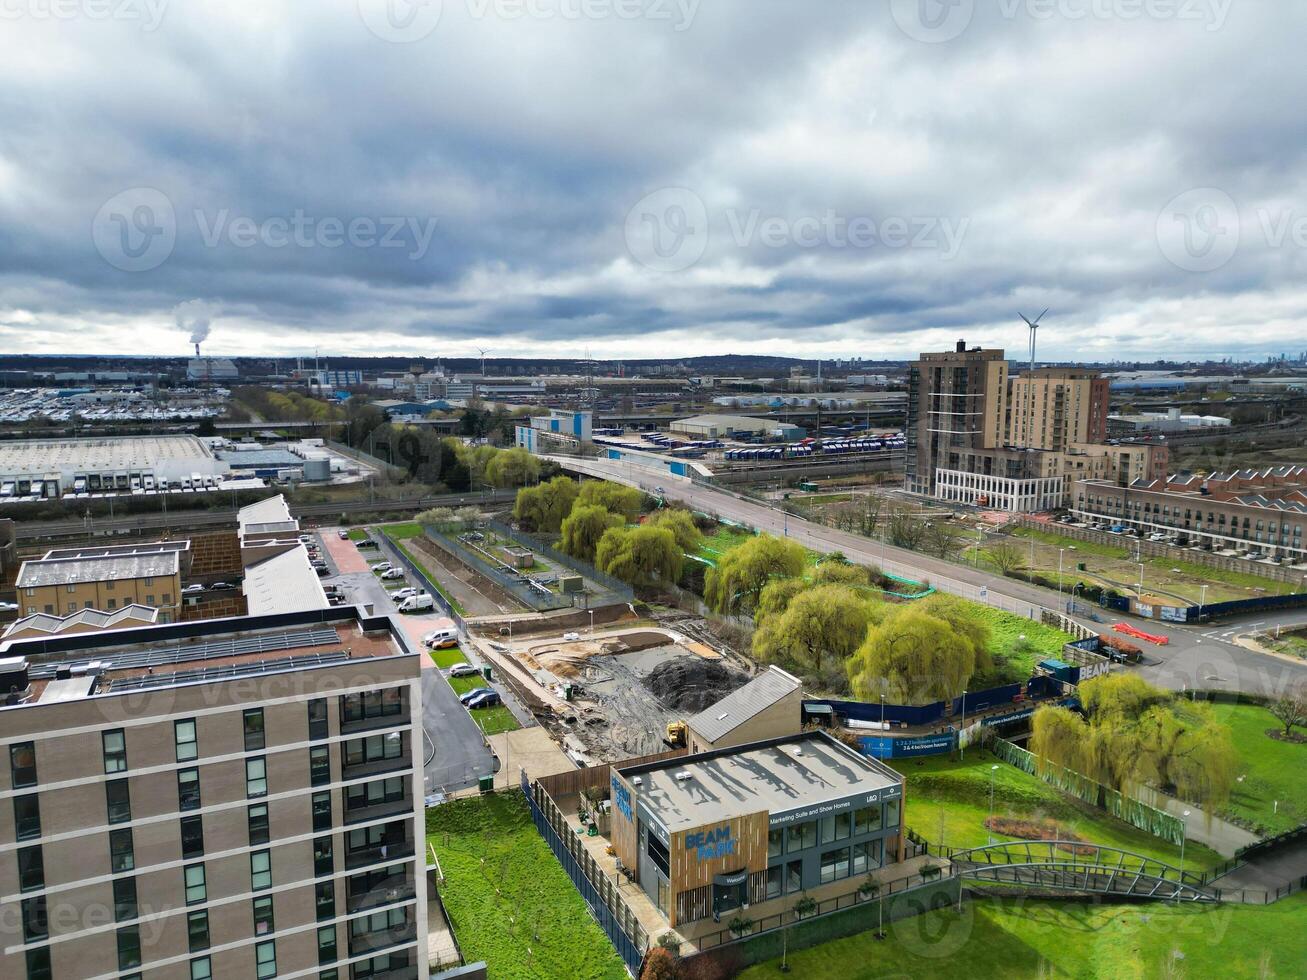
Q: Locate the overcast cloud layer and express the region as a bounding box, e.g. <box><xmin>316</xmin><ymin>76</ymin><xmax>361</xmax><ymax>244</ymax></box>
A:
<box><xmin>1</xmin><ymin>0</ymin><xmax>1305</xmax><ymax>362</ymax></box>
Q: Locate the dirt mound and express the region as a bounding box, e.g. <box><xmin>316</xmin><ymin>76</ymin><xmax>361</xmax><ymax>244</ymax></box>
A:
<box><xmin>644</xmin><ymin>656</ymin><xmax>748</xmax><ymax>713</ymax></box>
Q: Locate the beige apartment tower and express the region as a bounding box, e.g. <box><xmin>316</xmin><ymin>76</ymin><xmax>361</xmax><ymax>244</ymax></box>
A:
<box><xmin>0</xmin><ymin>608</ymin><xmax>430</xmax><ymax>980</ymax></box>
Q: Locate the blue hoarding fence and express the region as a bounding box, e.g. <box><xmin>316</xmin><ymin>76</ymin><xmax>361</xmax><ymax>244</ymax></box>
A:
<box><xmin>858</xmin><ymin>732</ymin><xmax>957</xmax><ymax>759</ymax></box>
<box><xmin>521</xmin><ymin>771</ymin><xmax>648</xmax><ymax>976</ymax></box>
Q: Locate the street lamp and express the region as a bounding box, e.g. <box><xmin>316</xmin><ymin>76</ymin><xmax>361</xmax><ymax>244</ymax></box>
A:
<box><xmin>1176</xmin><ymin>809</ymin><xmax>1191</xmax><ymax>903</ymax></box>
<box><xmin>988</xmin><ymin>765</ymin><xmax>999</xmax><ymax>844</ymax></box>
<box><xmin>1057</xmin><ymin>548</ymin><xmax>1066</xmax><ymax>602</ymax></box>
<box><xmin>1198</xmin><ymin>584</ymin><xmax>1208</xmax><ymax>624</ymax></box>
<box><xmin>1137</xmin><ymin>562</ymin><xmax>1145</xmax><ymax>598</ymax></box>
<box><xmin>588</xmin><ymin>609</ymin><xmax>595</xmax><ymax>634</ymax></box>
<box><xmin>958</xmin><ymin>690</ymin><xmax>967</xmax><ymax>761</ymax></box>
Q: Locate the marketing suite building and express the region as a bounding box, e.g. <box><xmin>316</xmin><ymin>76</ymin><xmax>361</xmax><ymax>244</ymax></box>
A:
<box><xmin>609</xmin><ymin>731</ymin><xmax>904</xmax><ymax>928</ymax></box>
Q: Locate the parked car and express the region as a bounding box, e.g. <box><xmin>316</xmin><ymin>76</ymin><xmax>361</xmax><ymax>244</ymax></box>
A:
<box><xmin>298</xmin><ymin>534</ymin><xmax>312</xmax><ymax>543</ymax></box>
<box><xmin>372</xmin><ymin>562</ymin><xmax>392</xmax><ymax>573</ymax></box>
<box><xmin>466</xmin><ymin>691</ymin><xmax>502</xmax><ymax>710</ymax></box>
<box><xmin>327</xmin><ymin>594</ymin><xmax>347</xmax><ymax>606</ymax></box>
<box><xmin>448</xmin><ymin>663</ymin><xmax>480</xmax><ymax>678</ymax></box>
<box><xmin>459</xmin><ymin>687</ymin><xmax>494</xmax><ymax>705</ymax></box>
<box><xmin>392</xmin><ymin>588</ymin><xmax>419</xmax><ymax>601</ymax></box>
<box><xmin>314</xmin><ymin>566</ymin><xmax>329</xmax><ymax>577</ymax></box>
<box><xmin>381</xmin><ymin>568</ymin><xmax>405</xmax><ymax>580</ymax></box>
<box><xmin>0</xmin><ymin>601</ymin><xmax>18</xmax><ymax>613</ymax></box>
<box><xmin>210</xmin><ymin>582</ymin><xmax>235</xmax><ymax>591</ymax></box>
<box><xmin>338</xmin><ymin>529</ymin><xmax>349</xmax><ymax>539</ymax></box>
<box><xmin>182</xmin><ymin>584</ymin><xmax>206</xmax><ymax>595</ymax></box>
<box><xmin>424</xmin><ymin>628</ymin><xmax>459</xmax><ymax>649</ymax></box>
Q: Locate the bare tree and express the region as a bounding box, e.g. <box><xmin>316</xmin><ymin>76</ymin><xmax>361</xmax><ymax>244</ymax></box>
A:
<box><xmin>1269</xmin><ymin>683</ymin><xmax>1307</xmax><ymax>736</ymax></box>
<box><xmin>982</xmin><ymin>541</ymin><xmax>1025</xmax><ymax>576</ymax></box>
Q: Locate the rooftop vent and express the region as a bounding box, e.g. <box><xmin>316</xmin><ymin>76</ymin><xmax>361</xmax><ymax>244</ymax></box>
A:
<box><xmin>674</xmin><ymin>771</ymin><xmax>693</xmax><ymax>782</ymax></box>
<box><xmin>632</xmin><ymin>776</ymin><xmax>642</xmax><ymax>787</ymax></box>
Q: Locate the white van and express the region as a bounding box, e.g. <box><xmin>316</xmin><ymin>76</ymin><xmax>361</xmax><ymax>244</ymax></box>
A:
<box><xmin>423</xmin><ymin>623</ymin><xmax>459</xmax><ymax>648</ymax></box>
<box><xmin>398</xmin><ymin>594</ymin><xmax>434</xmax><ymax>614</ymax></box>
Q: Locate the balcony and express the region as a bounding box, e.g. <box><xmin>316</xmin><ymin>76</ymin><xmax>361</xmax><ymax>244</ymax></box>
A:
<box><xmin>348</xmin><ymin>875</ymin><xmax>416</xmax><ymax>915</ymax></box>
<box><xmin>345</xmin><ymin>795</ymin><xmax>414</xmax><ymax>827</ymax></box>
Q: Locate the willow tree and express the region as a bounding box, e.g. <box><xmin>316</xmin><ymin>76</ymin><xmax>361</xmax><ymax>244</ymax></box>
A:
<box><xmin>756</xmin><ymin>578</ymin><xmax>810</xmax><ymax>620</ymax></box>
<box><xmin>512</xmin><ymin>475</ymin><xmax>578</xmax><ymax>533</ymax></box>
<box><xmin>577</xmin><ymin>480</ymin><xmax>644</xmax><ymax>521</ymax></box>
<box><xmin>917</xmin><ymin>594</ymin><xmax>993</xmax><ymax>674</ymax></box>
<box><xmin>1030</xmin><ymin>705</ymin><xmax>1090</xmax><ymax>774</ymax></box>
<box><xmin>559</xmin><ymin>504</ymin><xmax>623</xmax><ymax>563</ymax></box>
<box><xmin>645</xmin><ymin>509</ymin><xmax>704</xmax><ymax>553</ymax></box>
<box><xmin>846</xmin><ymin>607</ymin><xmax>976</xmax><ymax>704</ymax></box>
<box><xmin>752</xmin><ymin>584</ymin><xmax>872</xmax><ymax>681</ymax></box>
<box><xmin>594</xmin><ymin>526</ymin><xmax>682</xmax><ymax>587</ymax></box>
<box><xmin>703</xmin><ymin>534</ymin><xmax>806</xmax><ymax>616</ymax></box>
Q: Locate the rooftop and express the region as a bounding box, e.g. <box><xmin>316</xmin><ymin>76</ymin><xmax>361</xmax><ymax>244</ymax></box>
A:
<box><xmin>0</xmin><ymin>434</ymin><xmax>213</xmax><ymax>476</ymax></box>
<box><xmin>243</xmin><ymin>547</ymin><xmax>329</xmax><ymax>615</ymax></box>
<box><xmin>687</xmin><ymin>665</ymin><xmax>801</xmax><ymax>744</ymax></box>
<box><xmin>42</xmin><ymin>541</ymin><xmax>189</xmax><ymax>561</ymax></box>
<box><xmin>618</xmin><ymin>731</ymin><xmax>901</xmax><ymax>834</ymax></box>
<box><xmin>2</xmin><ymin>605</ymin><xmax>158</xmax><ymax>640</ymax></box>
<box><xmin>238</xmin><ymin>494</ymin><xmax>294</xmax><ymax>531</ymax></box>
<box><xmin>16</xmin><ymin>551</ymin><xmax>180</xmax><ymax>588</ymax></box>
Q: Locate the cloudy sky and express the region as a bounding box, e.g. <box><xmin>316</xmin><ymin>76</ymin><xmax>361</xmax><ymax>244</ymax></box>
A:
<box><xmin>1</xmin><ymin>0</ymin><xmax>1304</xmax><ymax>362</ymax></box>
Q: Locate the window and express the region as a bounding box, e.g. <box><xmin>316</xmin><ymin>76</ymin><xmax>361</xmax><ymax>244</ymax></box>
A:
<box><xmin>854</xmin><ymin>805</ymin><xmax>881</xmax><ymax>836</ymax></box>
<box><xmin>190</xmin><ymin>956</ymin><xmax>213</xmax><ymax>980</ymax></box>
<box><xmin>313</xmin><ymin>791</ymin><xmax>333</xmax><ymax>832</ymax></box>
<box><xmin>22</xmin><ymin>896</ymin><xmax>48</xmax><ymax>942</ymax></box>
<box><xmin>175</xmin><ymin>719</ymin><xmax>198</xmax><ymax>762</ymax></box>
<box><xmin>26</xmin><ymin>948</ymin><xmax>52</xmax><ymax>980</ymax></box>
<box><xmin>787</xmin><ymin>821</ymin><xmax>815</xmax><ymax>853</ymax></box>
<box><xmin>106</xmin><ymin>778</ymin><xmax>132</xmax><ymax>824</ymax></box>
<box><xmin>316</xmin><ymin>880</ymin><xmax>336</xmax><ymax>920</ymax></box>
<box><xmin>768</xmin><ymin>827</ymin><xmax>783</xmax><ymax>859</ymax></box>
<box><xmin>253</xmin><ymin>895</ymin><xmax>275</xmax><ymax>936</ymax></box>
<box><xmin>318</xmin><ymin>925</ymin><xmax>338</xmax><ymax>965</ymax></box>
<box><xmin>834</xmin><ymin>811</ymin><xmax>852</xmax><ymax>841</ymax></box>
<box><xmin>885</xmin><ymin>799</ymin><xmax>900</xmax><ymax>829</ymax></box>
<box><xmin>10</xmin><ymin>741</ymin><xmax>36</xmax><ymax>788</ymax></box>
<box><xmin>255</xmin><ymin>940</ymin><xmax>277</xmax><ymax>979</ymax></box>
<box><xmin>18</xmin><ymin>846</ymin><xmax>44</xmax><ymax>892</ymax></box>
<box><xmin>251</xmin><ymin>850</ymin><xmax>272</xmax><ymax>890</ymax></box>
<box><xmin>310</xmin><ymin>745</ymin><xmax>331</xmax><ymax>786</ymax></box>
<box><xmin>113</xmin><ymin>876</ymin><xmax>138</xmax><ymax>921</ymax></box>
<box><xmin>350</xmin><ymin>906</ymin><xmax>408</xmax><ymax>942</ymax></box>
<box><xmin>345</xmin><ymin>777</ymin><xmax>406</xmax><ymax>813</ymax></box>
<box><xmin>852</xmin><ymin>839</ymin><xmax>881</xmax><ymax>875</ymax></box>
<box><xmin>184</xmin><ymin>863</ymin><xmax>207</xmax><ymax>904</ymax></box>
<box><xmin>110</xmin><ymin>828</ymin><xmax>135</xmax><ymax>872</ymax></box>
<box><xmin>244</xmin><ymin>709</ymin><xmax>266</xmax><ymax>752</ymax></box>
<box><xmin>314</xmin><ymin>837</ymin><xmax>334</xmax><ymax>877</ymax></box>
<box><xmin>246</xmin><ymin>757</ymin><xmax>268</xmax><ymax>798</ymax></box>
<box><xmin>178</xmin><ymin>768</ymin><xmax>201</xmax><ymax>811</ymax></box>
<box><xmin>187</xmin><ymin>909</ymin><xmax>209</xmax><ymax>952</ymax></box>
<box><xmin>103</xmin><ymin>730</ymin><xmax>128</xmax><ymax>773</ymax></box>
<box><xmin>14</xmin><ymin>794</ymin><xmax>41</xmax><ymax>840</ymax></box>
<box><xmin>308</xmin><ymin>698</ymin><xmax>329</xmax><ymax>740</ymax></box>
<box><xmin>342</xmin><ymin>734</ymin><xmax>404</xmax><ymax>768</ymax></box>
<box><xmin>765</xmin><ymin>863</ymin><xmax>782</xmax><ymax>899</ymax></box>
<box><xmin>117</xmin><ymin>924</ymin><xmax>142</xmax><ymax>970</ymax></box>
<box><xmin>820</xmin><ymin>847</ymin><xmax>851</xmax><ymax>884</ymax></box>
<box><xmin>181</xmin><ymin>815</ymin><xmax>205</xmax><ymax>860</ymax></box>
<box><xmin>340</xmin><ymin>688</ymin><xmax>404</xmax><ymax>725</ymax></box>
<box><xmin>248</xmin><ymin>803</ymin><xmax>270</xmax><ymax>845</ymax></box>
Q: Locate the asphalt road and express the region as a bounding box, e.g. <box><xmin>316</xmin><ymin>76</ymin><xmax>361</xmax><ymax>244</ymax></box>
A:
<box><xmin>552</xmin><ymin>456</ymin><xmax>1307</xmax><ymax>699</ymax></box>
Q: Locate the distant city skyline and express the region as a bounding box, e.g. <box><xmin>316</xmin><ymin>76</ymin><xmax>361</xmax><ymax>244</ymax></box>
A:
<box><xmin>3</xmin><ymin>5</ymin><xmax>1307</xmax><ymax>362</ymax></box>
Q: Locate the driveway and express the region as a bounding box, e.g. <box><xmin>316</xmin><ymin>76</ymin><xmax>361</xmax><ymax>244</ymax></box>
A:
<box><xmin>320</xmin><ymin>526</ymin><xmax>371</xmax><ymax>574</ymax></box>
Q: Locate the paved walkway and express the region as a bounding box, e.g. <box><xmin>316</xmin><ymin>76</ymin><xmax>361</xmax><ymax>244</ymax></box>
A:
<box><xmin>320</xmin><ymin>527</ymin><xmax>370</xmax><ymax>573</ymax></box>
<box><xmin>1210</xmin><ymin>836</ymin><xmax>1307</xmax><ymax>899</ymax></box>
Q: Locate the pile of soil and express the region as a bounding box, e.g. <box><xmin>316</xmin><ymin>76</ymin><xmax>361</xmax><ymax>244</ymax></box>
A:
<box><xmin>983</xmin><ymin>817</ymin><xmax>1096</xmax><ymax>856</ymax></box>
<box><xmin>644</xmin><ymin>656</ymin><xmax>748</xmax><ymax>713</ymax></box>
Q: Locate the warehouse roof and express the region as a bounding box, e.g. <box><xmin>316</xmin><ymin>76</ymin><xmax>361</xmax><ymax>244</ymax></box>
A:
<box><xmin>16</xmin><ymin>552</ymin><xmax>180</xmax><ymax>588</ymax></box>
<box><xmin>671</xmin><ymin>414</ymin><xmax>771</xmax><ymax>430</ymax></box>
<box><xmin>618</xmin><ymin>731</ymin><xmax>900</xmax><ymax>833</ymax></box>
<box><xmin>3</xmin><ymin>605</ymin><xmax>159</xmax><ymax>640</ymax></box>
<box><xmin>0</xmin><ymin>434</ymin><xmax>214</xmax><ymax>477</ymax></box>
<box><xmin>242</xmin><ymin>547</ymin><xmax>328</xmax><ymax>615</ymax></box>
<box><xmin>687</xmin><ymin>665</ymin><xmax>801</xmax><ymax>744</ymax></box>
<box><xmin>238</xmin><ymin>494</ymin><xmax>293</xmax><ymax>529</ymax></box>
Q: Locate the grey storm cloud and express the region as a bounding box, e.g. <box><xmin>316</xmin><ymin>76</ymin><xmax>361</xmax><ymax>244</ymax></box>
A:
<box><xmin>1</xmin><ymin>1</ymin><xmax>1306</xmax><ymax>359</ymax></box>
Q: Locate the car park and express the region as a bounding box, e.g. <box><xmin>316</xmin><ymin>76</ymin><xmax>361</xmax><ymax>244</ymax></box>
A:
<box><xmin>398</xmin><ymin>594</ymin><xmax>434</xmax><ymax>613</ymax></box>
<box><xmin>210</xmin><ymin>582</ymin><xmax>235</xmax><ymax>591</ymax></box>
<box><xmin>448</xmin><ymin>663</ymin><xmax>479</xmax><ymax>678</ymax></box>
<box><xmin>392</xmin><ymin>588</ymin><xmax>419</xmax><ymax>601</ymax></box>
<box><xmin>338</xmin><ymin>529</ymin><xmax>349</xmax><ymax>539</ymax></box>
<box><xmin>424</xmin><ymin>627</ymin><xmax>459</xmax><ymax>648</ymax></box>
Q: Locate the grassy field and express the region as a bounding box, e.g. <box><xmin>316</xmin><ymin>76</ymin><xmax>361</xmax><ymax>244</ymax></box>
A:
<box><xmin>892</xmin><ymin>753</ymin><xmax>1222</xmax><ymax>874</ymax></box>
<box><xmin>346</xmin><ymin>527</ymin><xmax>368</xmax><ymax>541</ymax></box>
<box><xmin>381</xmin><ymin>521</ymin><xmax>424</xmax><ymax>539</ymax></box>
<box><xmin>695</xmin><ymin>524</ymin><xmax>756</xmax><ymax>562</ymax></box>
<box><xmin>738</xmin><ymin>892</ymin><xmax>1307</xmax><ymax>980</ymax></box>
<box><xmin>1266</xmin><ymin>631</ymin><xmax>1307</xmax><ymax>660</ymax></box>
<box><xmin>1000</xmin><ymin>527</ymin><xmax>1294</xmax><ymax>604</ymax></box>
<box><xmin>1209</xmin><ymin>702</ymin><xmax>1307</xmax><ymax>834</ymax></box>
<box><xmin>429</xmin><ymin>646</ymin><xmax>467</xmax><ymax>669</ymax></box>
<box><xmin>971</xmin><ymin>607</ymin><xmax>1074</xmax><ymax>684</ymax></box>
<box><xmin>426</xmin><ymin>794</ymin><xmax>628</xmax><ymax>980</ymax></box>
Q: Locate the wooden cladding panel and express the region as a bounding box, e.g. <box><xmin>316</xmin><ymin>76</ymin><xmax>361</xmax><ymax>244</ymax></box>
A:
<box><xmin>670</xmin><ymin>810</ymin><xmax>769</xmax><ymax>894</ymax></box>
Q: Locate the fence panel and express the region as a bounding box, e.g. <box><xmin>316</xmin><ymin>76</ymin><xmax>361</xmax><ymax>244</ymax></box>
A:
<box><xmin>423</xmin><ymin>522</ymin><xmax>573</xmax><ymax>612</ymax></box>
<box><xmin>488</xmin><ymin>519</ymin><xmax>635</xmax><ymax>603</ymax></box>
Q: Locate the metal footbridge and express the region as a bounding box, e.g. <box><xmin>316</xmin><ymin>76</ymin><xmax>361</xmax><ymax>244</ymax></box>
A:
<box><xmin>948</xmin><ymin>841</ymin><xmax>1218</xmax><ymax>902</ymax></box>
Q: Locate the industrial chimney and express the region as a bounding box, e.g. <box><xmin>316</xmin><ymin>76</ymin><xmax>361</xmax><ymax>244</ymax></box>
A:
<box><xmin>956</xmin><ymin>339</ymin><xmax>966</xmax><ymax>353</ymax></box>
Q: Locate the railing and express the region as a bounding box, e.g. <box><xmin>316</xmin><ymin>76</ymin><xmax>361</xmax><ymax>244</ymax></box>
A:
<box><xmin>521</xmin><ymin>770</ymin><xmax>649</xmax><ymax>975</ymax></box>
<box><xmin>421</xmin><ymin>522</ymin><xmax>572</xmax><ymax>612</ymax></box>
<box><xmin>692</xmin><ymin>864</ymin><xmax>957</xmax><ymax>952</ymax></box>
<box><xmin>371</xmin><ymin>530</ymin><xmax>467</xmax><ymax>632</ymax></box>
<box><xmin>487</xmin><ymin>519</ymin><xmax>635</xmax><ymax>605</ymax></box>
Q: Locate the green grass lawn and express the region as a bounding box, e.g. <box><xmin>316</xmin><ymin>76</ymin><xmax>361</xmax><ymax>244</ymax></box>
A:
<box><xmin>1209</xmin><ymin>702</ymin><xmax>1307</xmax><ymax>835</ymax></box>
<box><xmin>892</xmin><ymin>752</ymin><xmax>1221</xmax><ymax>874</ymax></box>
<box><xmin>1267</xmin><ymin>632</ymin><xmax>1307</xmax><ymax>660</ymax></box>
<box><xmin>969</xmin><ymin>607</ymin><xmax>1074</xmax><ymax>686</ymax></box>
<box><xmin>448</xmin><ymin>674</ymin><xmax>486</xmax><ymax>696</ymax></box>
<box><xmin>427</xmin><ymin>794</ymin><xmax>628</xmax><ymax>980</ymax></box>
<box><xmin>695</xmin><ymin>524</ymin><xmax>756</xmax><ymax>560</ymax></box>
<box><xmin>346</xmin><ymin>527</ymin><xmax>368</xmax><ymax>541</ymax></box>
<box><xmin>1011</xmin><ymin>525</ymin><xmax>1128</xmax><ymax>559</ymax></box>
<box><xmin>428</xmin><ymin>647</ymin><xmax>467</xmax><ymax>669</ymax></box>
<box><xmin>738</xmin><ymin>892</ymin><xmax>1307</xmax><ymax>980</ymax></box>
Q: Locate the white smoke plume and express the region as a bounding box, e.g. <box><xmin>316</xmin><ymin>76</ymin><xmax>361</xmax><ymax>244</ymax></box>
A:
<box><xmin>174</xmin><ymin>299</ymin><xmax>218</xmax><ymax>346</ymax></box>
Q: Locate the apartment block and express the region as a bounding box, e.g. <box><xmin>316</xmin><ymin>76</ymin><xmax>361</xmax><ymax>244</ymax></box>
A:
<box><xmin>1006</xmin><ymin>367</ymin><xmax>1110</xmax><ymax>451</ymax></box>
<box><xmin>15</xmin><ymin>542</ymin><xmax>189</xmax><ymax>623</ymax></box>
<box><xmin>0</xmin><ymin>607</ymin><xmax>430</xmax><ymax>980</ymax></box>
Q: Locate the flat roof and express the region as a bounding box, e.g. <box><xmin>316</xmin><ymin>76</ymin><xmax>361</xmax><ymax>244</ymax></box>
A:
<box><xmin>238</xmin><ymin>494</ymin><xmax>294</xmax><ymax>530</ymax></box>
<box><xmin>16</xmin><ymin>552</ymin><xmax>180</xmax><ymax>588</ymax></box>
<box><xmin>619</xmin><ymin>731</ymin><xmax>901</xmax><ymax>834</ymax></box>
<box><xmin>672</xmin><ymin>414</ymin><xmax>771</xmax><ymax>430</ymax></box>
<box><xmin>42</xmin><ymin>541</ymin><xmax>189</xmax><ymax>561</ymax></box>
<box><xmin>243</xmin><ymin>547</ymin><xmax>329</xmax><ymax>616</ymax></box>
<box><xmin>0</xmin><ymin>435</ymin><xmax>213</xmax><ymax>476</ymax></box>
